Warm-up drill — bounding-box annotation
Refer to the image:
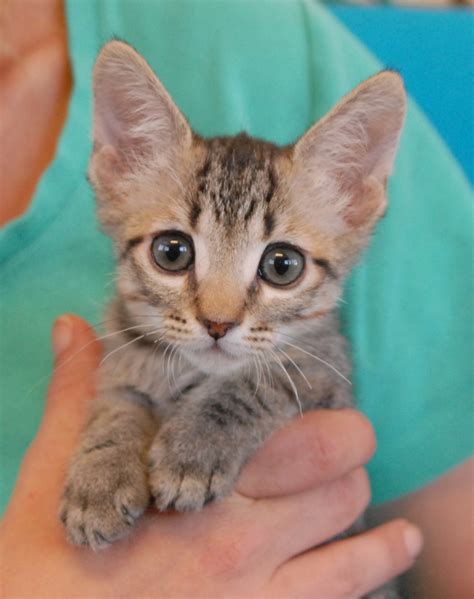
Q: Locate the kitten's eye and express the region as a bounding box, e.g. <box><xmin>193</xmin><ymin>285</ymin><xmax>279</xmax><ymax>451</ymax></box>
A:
<box><xmin>258</xmin><ymin>245</ymin><xmax>305</xmax><ymax>286</ymax></box>
<box><xmin>151</xmin><ymin>232</ymin><xmax>194</xmax><ymax>272</ymax></box>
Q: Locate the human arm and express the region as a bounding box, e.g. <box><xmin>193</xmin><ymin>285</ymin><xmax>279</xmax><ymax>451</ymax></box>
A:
<box><xmin>0</xmin><ymin>0</ymin><xmax>71</xmax><ymax>225</ymax></box>
<box><xmin>0</xmin><ymin>314</ymin><xmax>420</xmax><ymax>598</ymax></box>
<box><xmin>370</xmin><ymin>458</ymin><xmax>474</xmax><ymax>599</ymax></box>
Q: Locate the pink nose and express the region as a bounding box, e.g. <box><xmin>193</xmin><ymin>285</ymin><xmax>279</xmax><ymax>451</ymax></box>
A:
<box><xmin>203</xmin><ymin>320</ymin><xmax>235</xmax><ymax>340</ymax></box>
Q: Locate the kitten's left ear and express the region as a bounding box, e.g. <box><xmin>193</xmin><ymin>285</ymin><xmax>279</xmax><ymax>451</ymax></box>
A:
<box><xmin>293</xmin><ymin>71</ymin><xmax>406</xmax><ymax>229</ymax></box>
<box><xmin>89</xmin><ymin>40</ymin><xmax>192</xmax><ymax>186</ymax></box>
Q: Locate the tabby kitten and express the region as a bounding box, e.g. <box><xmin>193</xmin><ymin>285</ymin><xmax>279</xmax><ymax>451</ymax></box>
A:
<box><xmin>60</xmin><ymin>41</ymin><xmax>406</xmax><ymax>556</ymax></box>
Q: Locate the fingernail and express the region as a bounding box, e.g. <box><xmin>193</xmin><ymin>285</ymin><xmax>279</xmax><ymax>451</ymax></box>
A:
<box><xmin>404</xmin><ymin>524</ymin><xmax>423</xmax><ymax>558</ymax></box>
<box><xmin>52</xmin><ymin>316</ymin><xmax>73</xmax><ymax>357</ymax></box>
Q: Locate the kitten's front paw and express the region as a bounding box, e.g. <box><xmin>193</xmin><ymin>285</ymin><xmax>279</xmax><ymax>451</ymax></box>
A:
<box><xmin>59</xmin><ymin>453</ymin><xmax>149</xmax><ymax>550</ymax></box>
<box><xmin>148</xmin><ymin>433</ymin><xmax>238</xmax><ymax>512</ymax></box>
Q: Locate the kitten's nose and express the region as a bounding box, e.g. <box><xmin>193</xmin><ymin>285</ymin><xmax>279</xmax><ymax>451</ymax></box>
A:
<box><xmin>203</xmin><ymin>319</ymin><xmax>235</xmax><ymax>340</ymax></box>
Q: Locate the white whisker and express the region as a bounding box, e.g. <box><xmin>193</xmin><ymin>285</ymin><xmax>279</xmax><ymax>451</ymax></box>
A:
<box><xmin>279</xmin><ymin>339</ymin><xmax>351</xmax><ymax>386</ymax></box>
<box><xmin>252</xmin><ymin>355</ymin><xmax>262</xmax><ymax>398</ymax></box>
<box><xmin>100</xmin><ymin>326</ymin><xmax>162</xmax><ymax>365</ymax></box>
<box><xmin>260</xmin><ymin>351</ymin><xmax>275</xmax><ymax>394</ymax></box>
<box><xmin>169</xmin><ymin>344</ymin><xmax>180</xmax><ymax>393</ymax></box>
<box><xmin>269</xmin><ymin>349</ymin><xmax>303</xmax><ymax>417</ymax></box>
<box><xmin>275</xmin><ymin>346</ymin><xmax>312</xmax><ymax>390</ymax></box>
<box><xmin>53</xmin><ymin>323</ymin><xmax>159</xmax><ymax>374</ymax></box>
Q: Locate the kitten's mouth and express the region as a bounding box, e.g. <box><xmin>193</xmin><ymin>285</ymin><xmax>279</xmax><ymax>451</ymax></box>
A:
<box><xmin>181</xmin><ymin>339</ymin><xmax>244</xmax><ymax>374</ymax></box>
<box><xmin>208</xmin><ymin>342</ymin><xmax>233</xmax><ymax>358</ymax></box>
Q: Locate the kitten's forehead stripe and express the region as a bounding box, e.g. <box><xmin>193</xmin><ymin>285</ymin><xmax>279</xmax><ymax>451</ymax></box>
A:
<box><xmin>189</xmin><ymin>201</ymin><xmax>202</xmax><ymax>229</ymax></box>
<box><xmin>265</xmin><ymin>165</ymin><xmax>277</xmax><ymax>204</ymax></box>
<box><xmin>197</xmin><ymin>152</ymin><xmax>212</xmax><ymax>179</ymax></box>
<box><xmin>244</xmin><ymin>199</ymin><xmax>256</xmax><ymax>222</ymax></box>
<box><xmin>264</xmin><ymin>211</ymin><xmax>275</xmax><ymax>238</ymax></box>
<box><xmin>196</xmin><ymin>133</ymin><xmax>279</xmax><ymax>229</ymax></box>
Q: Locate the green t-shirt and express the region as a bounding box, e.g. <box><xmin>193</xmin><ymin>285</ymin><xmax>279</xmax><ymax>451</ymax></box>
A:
<box><xmin>0</xmin><ymin>0</ymin><xmax>472</xmax><ymax>512</ymax></box>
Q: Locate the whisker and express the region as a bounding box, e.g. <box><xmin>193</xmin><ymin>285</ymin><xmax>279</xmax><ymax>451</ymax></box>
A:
<box><xmin>253</xmin><ymin>355</ymin><xmax>262</xmax><ymax>398</ymax></box>
<box><xmin>269</xmin><ymin>349</ymin><xmax>303</xmax><ymax>417</ymax></box>
<box><xmin>100</xmin><ymin>327</ymin><xmax>162</xmax><ymax>365</ymax></box>
<box><xmin>53</xmin><ymin>323</ymin><xmax>159</xmax><ymax>374</ymax></box>
<box><xmin>162</xmin><ymin>342</ymin><xmax>174</xmax><ymax>393</ymax></box>
<box><xmin>169</xmin><ymin>344</ymin><xmax>180</xmax><ymax>394</ymax></box>
<box><xmin>260</xmin><ymin>351</ymin><xmax>274</xmax><ymax>394</ymax></box>
<box><xmin>150</xmin><ymin>336</ymin><xmax>166</xmax><ymax>383</ymax></box>
<box><xmin>275</xmin><ymin>346</ymin><xmax>312</xmax><ymax>390</ymax></box>
<box><xmin>278</xmin><ymin>338</ymin><xmax>351</xmax><ymax>386</ymax></box>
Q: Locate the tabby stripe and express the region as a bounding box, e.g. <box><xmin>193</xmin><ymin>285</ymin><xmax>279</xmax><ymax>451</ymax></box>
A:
<box><xmin>121</xmin><ymin>235</ymin><xmax>144</xmax><ymax>260</ymax></box>
<box><xmin>244</xmin><ymin>199</ymin><xmax>257</xmax><ymax>222</ymax></box>
<box><xmin>280</xmin><ymin>381</ymin><xmax>295</xmax><ymax>402</ymax></box>
<box><xmin>264</xmin><ymin>211</ymin><xmax>275</xmax><ymax>237</ymax></box>
<box><xmin>230</xmin><ymin>395</ymin><xmax>258</xmax><ymax>418</ymax></box>
<box><xmin>206</xmin><ymin>402</ymin><xmax>247</xmax><ymax>427</ymax></box>
<box><xmin>244</xmin><ymin>379</ymin><xmax>272</xmax><ymax>414</ymax></box>
<box><xmin>170</xmin><ymin>377</ymin><xmax>206</xmax><ymax>402</ymax></box>
<box><xmin>197</xmin><ymin>153</ymin><xmax>211</xmax><ymax>179</ymax></box>
<box><xmin>312</xmin><ymin>258</ymin><xmax>337</xmax><ymax>279</ymax></box>
<box><xmin>83</xmin><ymin>439</ymin><xmax>117</xmax><ymax>454</ymax></box>
<box><xmin>253</xmin><ymin>391</ymin><xmax>272</xmax><ymax>414</ymax></box>
<box><xmin>265</xmin><ymin>166</ymin><xmax>277</xmax><ymax>203</ymax></box>
<box><xmin>124</xmin><ymin>385</ymin><xmax>154</xmax><ymax>407</ymax></box>
<box><xmin>319</xmin><ymin>393</ymin><xmax>335</xmax><ymax>408</ymax></box>
<box><xmin>205</xmin><ymin>464</ymin><xmax>219</xmax><ymax>505</ymax></box>
<box><xmin>189</xmin><ymin>202</ymin><xmax>202</xmax><ymax>228</ymax></box>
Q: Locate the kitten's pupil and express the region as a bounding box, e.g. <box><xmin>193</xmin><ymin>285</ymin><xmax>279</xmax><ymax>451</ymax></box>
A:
<box><xmin>273</xmin><ymin>252</ymin><xmax>291</xmax><ymax>276</ymax></box>
<box><xmin>165</xmin><ymin>241</ymin><xmax>183</xmax><ymax>262</ymax></box>
<box><xmin>151</xmin><ymin>232</ymin><xmax>194</xmax><ymax>272</ymax></box>
<box><xmin>259</xmin><ymin>245</ymin><xmax>305</xmax><ymax>286</ymax></box>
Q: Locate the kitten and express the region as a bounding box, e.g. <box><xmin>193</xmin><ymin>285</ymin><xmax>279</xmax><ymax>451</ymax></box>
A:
<box><xmin>60</xmin><ymin>40</ymin><xmax>405</xmax><ymax>567</ymax></box>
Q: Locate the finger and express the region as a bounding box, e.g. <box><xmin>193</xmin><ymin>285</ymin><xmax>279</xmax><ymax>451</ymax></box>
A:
<box><xmin>44</xmin><ymin>314</ymin><xmax>102</xmax><ymax>429</ymax></box>
<box><xmin>11</xmin><ymin>315</ymin><xmax>101</xmax><ymax>505</ymax></box>
<box><xmin>267</xmin><ymin>519</ymin><xmax>423</xmax><ymax>599</ymax></box>
<box><xmin>237</xmin><ymin>410</ymin><xmax>375</xmax><ymax>498</ymax></box>
<box><xmin>255</xmin><ymin>468</ymin><xmax>371</xmax><ymax>566</ymax></box>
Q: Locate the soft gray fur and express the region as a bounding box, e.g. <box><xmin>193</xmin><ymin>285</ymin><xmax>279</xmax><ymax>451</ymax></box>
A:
<box><xmin>60</xmin><ymin>40</ymin><xmax>405</xmax><ymax>597</ymax></box>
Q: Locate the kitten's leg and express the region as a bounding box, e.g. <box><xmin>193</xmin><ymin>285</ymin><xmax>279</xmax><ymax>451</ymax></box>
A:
<box><xmin>60</xmin><ymin>389</ymin><xmax>156</xmax><ymax>550</ymax></box>
<box><xmin>149</xmin><ymin>378</ymin><xmax>291</xmax><ymax>512</ymax></box>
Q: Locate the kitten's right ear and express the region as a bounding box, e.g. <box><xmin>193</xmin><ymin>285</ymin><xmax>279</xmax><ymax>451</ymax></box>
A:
<box><xmin>89</xmin><ymin>40</ymin><xmax>192</xmax><ymax>187</ymax></box>
<box><xmin>293</xmin><ymin>71</ymin><xmax>406</xmax><ymax>232</ymax></box>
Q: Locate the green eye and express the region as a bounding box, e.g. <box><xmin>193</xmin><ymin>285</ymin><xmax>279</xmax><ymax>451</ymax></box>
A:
<box><xmin>151</xmin><ymin>232</ymin><xmax>194</xmax><ymax>272</ymax></box>
<box><xmin>258</xmin><ymin>245</ymin><xmax>305</xmax><ymax>286</ymax></box>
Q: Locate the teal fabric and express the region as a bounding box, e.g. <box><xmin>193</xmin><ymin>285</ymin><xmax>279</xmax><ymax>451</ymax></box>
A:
<box><xmin>0</xmin><ymin>0</ymin><xmax>472</xmax><ymax>512</ymax></box>
<box><xmin>329</xmin><ymin>6</ymin><xmax>474</xmax><ymax>183</ymax></box>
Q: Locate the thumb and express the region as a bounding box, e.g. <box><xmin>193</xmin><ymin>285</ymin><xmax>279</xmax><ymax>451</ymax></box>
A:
<box><xmin>43</xmin><ymin>314</ymin><xmax>102</xmax><ymax>432</ymax></box>
<box><xmin>5</xmin><ymin>315</ymin><xmax>102</xmax><ymax>528</ymax></box>
<box><xmin>15</xmin><ymin>315</ymin><xmax>101</xmax><ymax>493</ymax></box>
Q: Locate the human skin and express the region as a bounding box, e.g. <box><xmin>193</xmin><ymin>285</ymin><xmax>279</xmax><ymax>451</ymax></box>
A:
<box><xmin>0</xmin><ymin>315</ymin><xmax>421</xmax><ymax>598</ymax></box>
<box><xmin>0</xmin><ymin>0</ymin><xmax>71</xmax><ymax>225</ymax></box>
<box><xmin>1</xmin><ymin>1</ymin><xmax>472</xmax><ymax>597</ymax></box>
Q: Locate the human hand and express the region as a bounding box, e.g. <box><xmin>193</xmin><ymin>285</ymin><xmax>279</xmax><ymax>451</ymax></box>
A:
<box><xmin>0</xmin><ymin>315</ymin><xmax>422</xmax><ymax>598</ymax></box>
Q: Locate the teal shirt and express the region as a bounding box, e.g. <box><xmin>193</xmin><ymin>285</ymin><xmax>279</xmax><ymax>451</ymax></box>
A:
<box><xmin>1</xmin><ymin>0</ymin><xmax>472</xmax><ymax>512</ymax></box>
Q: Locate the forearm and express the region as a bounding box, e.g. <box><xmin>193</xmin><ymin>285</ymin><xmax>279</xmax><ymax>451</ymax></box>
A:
<box><xmin>369</xmin><ymin>458</ymin><xmax>474</xmax><ymax>599</ymax></box>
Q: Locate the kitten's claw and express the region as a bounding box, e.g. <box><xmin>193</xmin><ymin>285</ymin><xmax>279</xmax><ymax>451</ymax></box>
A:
<box><xmin>59</xmin><ymin>456</ymin><xmax>149</xmax><ymax>550</ymax></box>
<box><xmin>148</xmin><ymin>434</ymin><xmax>237</xmax><ymax>512</ymax></box>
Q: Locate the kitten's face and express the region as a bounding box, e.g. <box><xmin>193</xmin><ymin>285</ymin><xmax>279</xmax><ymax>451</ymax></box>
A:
<box><xmin>89</xmin><ymin>42</ymin><xmax>405</xmax><ymax>374</ymax></box>
<box><xmin>113</xmin><ymin>135</ymin><xmax>343</xmax><ymax>374</ymax></box>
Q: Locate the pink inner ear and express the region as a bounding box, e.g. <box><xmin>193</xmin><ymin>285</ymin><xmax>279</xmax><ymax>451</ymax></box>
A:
<box><xmin>91</xmin><ymin>145</ymin><xmax>126</xmax><ymax>194</ymax></box>
<box><xmin>344</xmin><ymin>177</ymin><xmax>387</xmax><ymax>228</ymax></box>
<box><xmin>91</xmin><ymin>41</ymin><xmax>193</xmax><ymax>177</ymax></box>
